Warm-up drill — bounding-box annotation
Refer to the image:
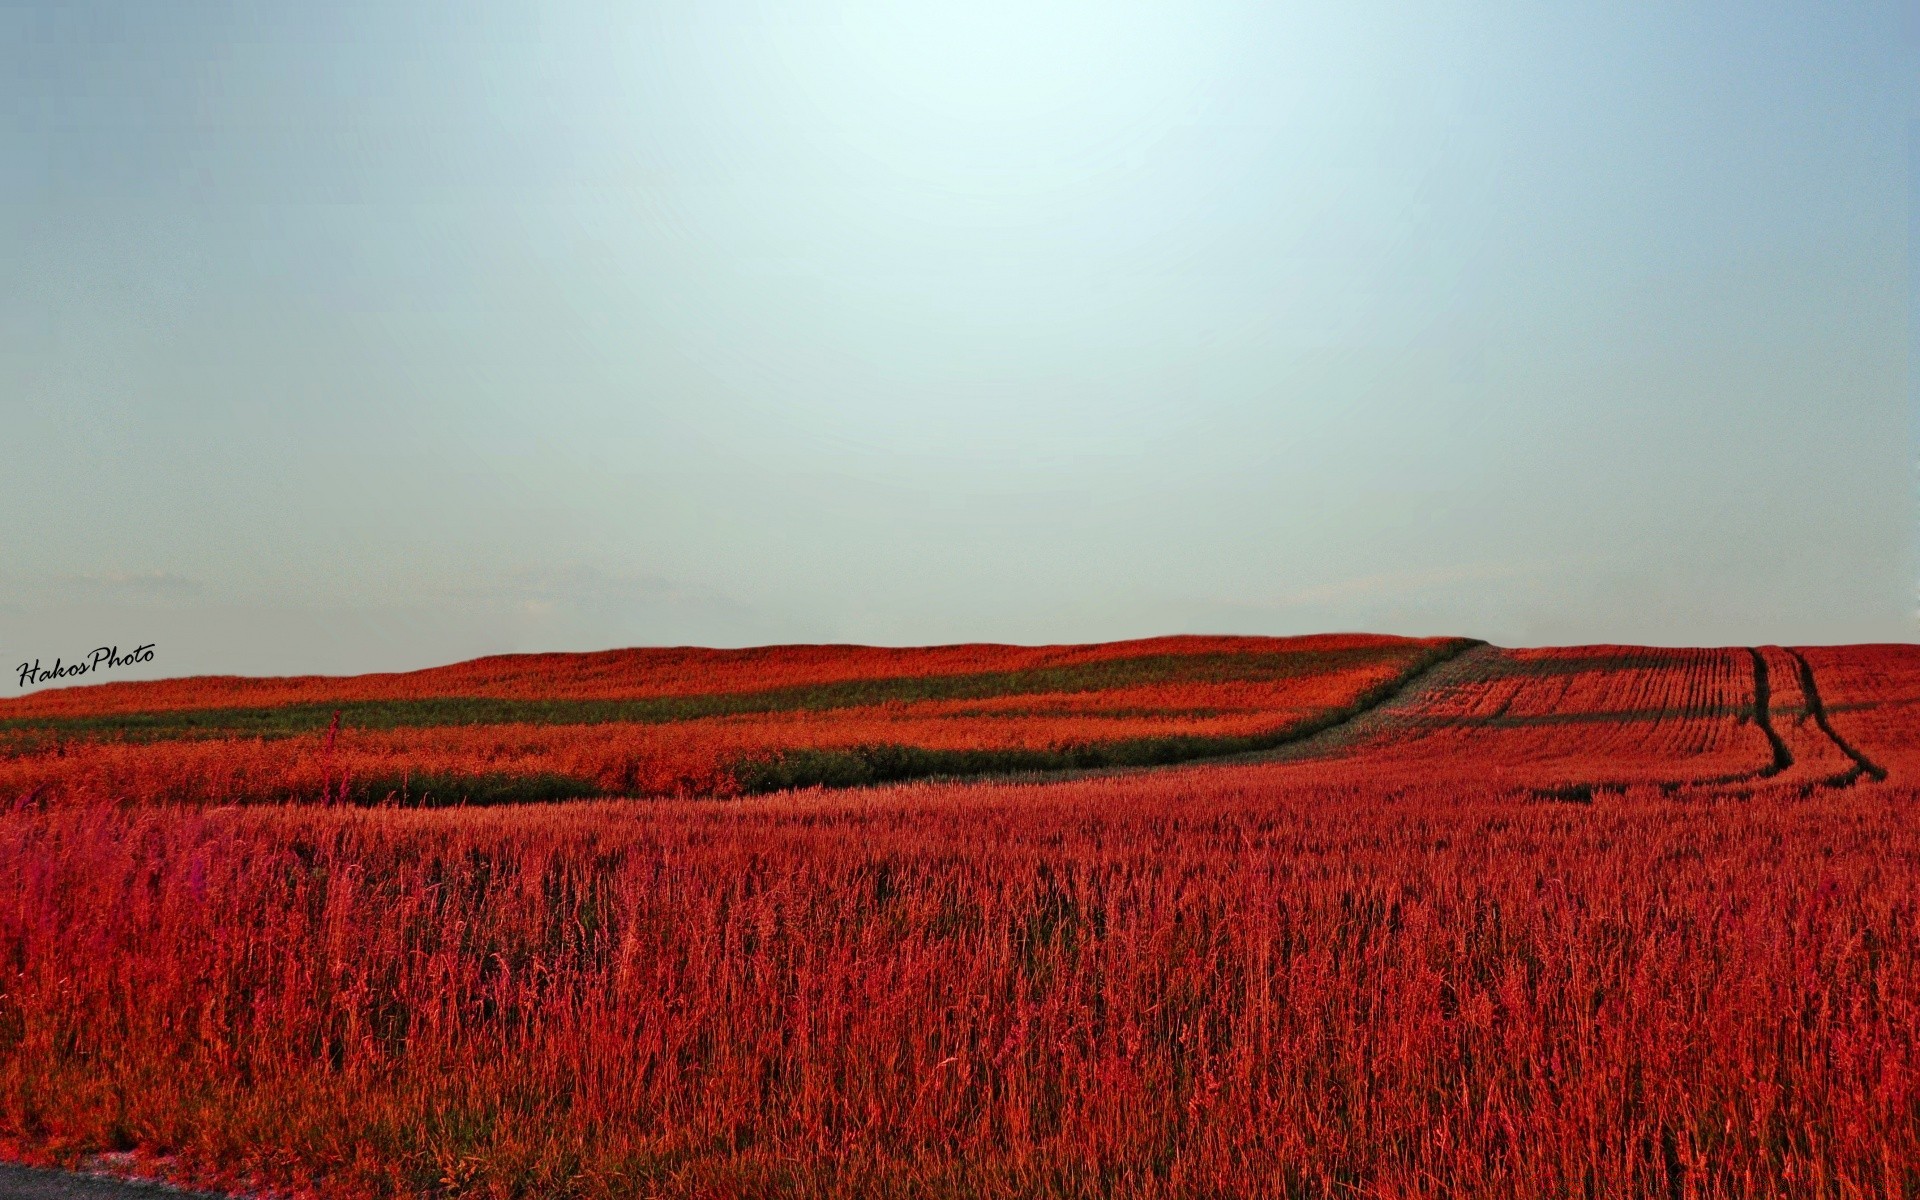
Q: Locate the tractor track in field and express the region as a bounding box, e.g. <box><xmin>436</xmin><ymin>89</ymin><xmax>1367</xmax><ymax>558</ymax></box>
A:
<box><xmin>999</xmin><ymin>642</ymin><xmax>1889</xmax><ymax>796</ymax></box>
<box><xmin>1785</xmin><ymin>647</ymin><xmax>1888</xmax><ymax>785</ymax></box>
<box><xmin>1746</xmin><ymin>648</ymin><xmax>1794</xmax><ymax>779</ymax></box>
<box><xmin>1697</xmin><ymin>648</ymin><xmax>1884</xmax><ymax>792</ymax></box>
<box><xmin>1248</xmin><ymin>643</ymin><xmax>1809</xmax><ymax>794</ymax></box>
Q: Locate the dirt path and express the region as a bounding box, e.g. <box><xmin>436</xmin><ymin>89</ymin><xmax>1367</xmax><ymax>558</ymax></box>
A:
<box><xmin>941</xmin><ymin>640</ymin><xmax>1492</xmax><ymax>789</ymax></box>
<box><xmin>0</xmin><ymin>1165</ymin><xmax>234</xmax><ymax>1200</ymax></box>
<box><xmin>1210</xmin><ymin>642</ymin><xmax>1506</xmax><ymax>766</ymax></box>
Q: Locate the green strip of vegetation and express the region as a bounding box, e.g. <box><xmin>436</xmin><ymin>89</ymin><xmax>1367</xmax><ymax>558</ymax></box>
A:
<box><xmin>0</xmin><ymin>643</ymin><xmax>1436</xmax><ymax>749</ymax></box>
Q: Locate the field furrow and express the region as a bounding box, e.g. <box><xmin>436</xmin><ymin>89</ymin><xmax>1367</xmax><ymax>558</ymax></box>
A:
<box><xmin>1264</xmin><ymin>645</ymin><xmax>1778</xmax><ymax>791</ymax></box>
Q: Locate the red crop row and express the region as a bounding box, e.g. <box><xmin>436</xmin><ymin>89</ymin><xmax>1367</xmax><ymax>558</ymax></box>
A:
<box><xmin>1325</xmin><ymin>646</ymin><xmax>1778</xmax><ymax>789</ymax></box>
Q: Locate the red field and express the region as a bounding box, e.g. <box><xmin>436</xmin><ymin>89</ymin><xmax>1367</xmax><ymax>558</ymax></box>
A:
<box><xmin>0</xmin><ymin>635</ymin><xmax>1462</xmax><ymax>806</ymax></box>
<box><xmin>1</xmin><ymin>637</ymin><xmax>1915</xmax><ymax>1198</ymax></box>
<box><xmin>0</xmin><ymin>635</ymin><xmax>1424</xmax><ymax>719</ymax></box>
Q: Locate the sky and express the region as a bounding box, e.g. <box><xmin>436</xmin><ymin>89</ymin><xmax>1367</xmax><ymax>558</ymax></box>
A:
<box><xmin>2</xmin><ymin>0</ymin><xmax>1915</xmax><ymax>689</ymax></box>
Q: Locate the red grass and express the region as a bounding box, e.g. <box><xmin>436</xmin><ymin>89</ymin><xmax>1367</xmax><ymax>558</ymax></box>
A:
<box><xmin>0</xmin><ymin>639</ymin><xmax>1915</xmax><ymax>1198</ymax></box>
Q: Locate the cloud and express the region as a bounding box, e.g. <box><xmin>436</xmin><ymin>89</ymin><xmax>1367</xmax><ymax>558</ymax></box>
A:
<box><xmin>66</xmin><ymin>570</ymin><xmax>203</xmax><ymax>597</ymax></box>
<box><xmin>1228</xmin><ymin>562</ymin><xmax>1542</xmax><ymax>611</ymax></box>
<box><xmin>438</xmin><ymin>563</ymin><xmax>745</xmax><ymax>619</ymax></box>
<box><xmin>418</xmin><ymin>562</ymin><xmax>799</xmax><ymax>650</ymax></box>
<box><xmin>0</xmin><ymin>569</ymin><xmax>204</xmax><ymax>608</ymax></box>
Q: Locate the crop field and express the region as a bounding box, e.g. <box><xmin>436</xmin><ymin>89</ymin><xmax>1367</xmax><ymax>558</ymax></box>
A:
<box><xmin>0</xmin><ymin>637</ymin><xmax>1916</xmax><ymax>1199</ymax></box>
<box><xmin>0</xmin><ymin>635</ymin><xmax>1464</xmax><ymax>806</ymax></box>
<box><xmin>1293</xmin><ymin>644</ymin><xmax>1880</xmax><ymax>793</ymax></box>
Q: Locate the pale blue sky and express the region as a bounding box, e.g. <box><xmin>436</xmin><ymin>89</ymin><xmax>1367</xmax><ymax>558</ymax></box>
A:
<box><xmin>3</xmin><ymin>0</ymin><xmax>1915</xmax><ymax>686</ymax></box>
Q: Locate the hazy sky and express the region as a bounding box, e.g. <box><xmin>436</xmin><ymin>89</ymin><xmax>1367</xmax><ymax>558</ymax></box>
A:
<box><xmin>3</xmin><ymin>0</ymin><xmax>1915</xmax><ymax>687</ymax></box>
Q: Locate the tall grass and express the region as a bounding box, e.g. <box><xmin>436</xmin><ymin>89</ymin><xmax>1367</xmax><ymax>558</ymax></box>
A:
<box><xmin>1</xmin><ymin>769</ymin><xmax>1913</xmax><ymax>1199</ymax></box>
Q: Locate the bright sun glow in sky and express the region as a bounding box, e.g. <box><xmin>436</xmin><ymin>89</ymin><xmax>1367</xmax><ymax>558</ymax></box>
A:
<box><xmin>2</xmin><ymin>0</ymin><xmax>1915</xmax><ymax>684</ymax></box>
